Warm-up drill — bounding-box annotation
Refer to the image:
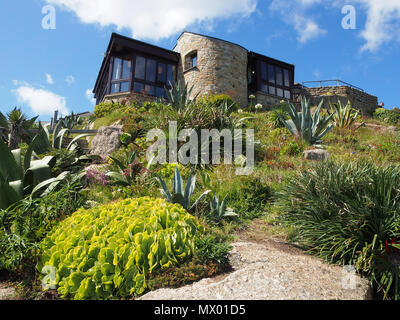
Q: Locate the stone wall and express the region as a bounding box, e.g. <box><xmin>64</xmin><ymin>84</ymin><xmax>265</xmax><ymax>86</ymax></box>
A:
<box><xmin>255</xmin><ymin>92</ymin><xmax>284</xmax><ymax>109</ymax></box>
<box><xmin>103</xmin><ymin>92</ymin><xmax>159</xmax><ymax>105</ymax></box>
<box><xmin>298</xmin><ymin>86</ymin><xmax>378</xmax><ymax>115</ymax></box>
<box><xmin>174</xmin><ymin>32</ymin><xmax>249</xmax><ymax>107</ymax></box>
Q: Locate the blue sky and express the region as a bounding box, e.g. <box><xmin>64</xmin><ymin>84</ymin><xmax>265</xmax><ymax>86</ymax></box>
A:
<box><xmin>0</xmin><ymin>0</ymin><xmax>399</xmax><ymax>121</ymax></box>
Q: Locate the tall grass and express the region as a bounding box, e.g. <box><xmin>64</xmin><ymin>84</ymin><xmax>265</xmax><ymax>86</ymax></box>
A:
<box><xmin>277</xmin><ymin>160</ymin><xmax>400</xmax><ymax>299</ymax></box>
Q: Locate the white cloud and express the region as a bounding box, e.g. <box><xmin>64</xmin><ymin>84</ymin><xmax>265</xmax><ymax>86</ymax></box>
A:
<box><xmin>65</xmin><ymin>75</ymin><xmax>75</xmax><ymax>85</ymax></box>
<box><xmin>46</xmin><ymin>73</ymin><xmax>54</xmax><ymax>84</ymax></box>
<box><xmin>269</xmin><ymin>0</ymin><xmax>327</xmax><ymax>44</ymax></box>
<box><xmin>45</xmin><ymin>0</ymin><xmax>257</xmax><ymax>40</ymax></box>
<box><xmin>353</xmin><ymin>0</ymin><xmax>400</xmax><ymax>52</ymax></box>
<box><xmin>14</xmin><ymin>85</ymin><xmax>69</xmax><ymax>117</ymax></box>
<box><xmin>85</xmin><ymin>89</ymin><xmax>96</xmax><ymax>105</ymax></box>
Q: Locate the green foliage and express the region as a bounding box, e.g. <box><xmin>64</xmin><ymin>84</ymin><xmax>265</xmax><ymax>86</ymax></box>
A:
<box><xmin>157</xmin><ymin>167</ymin><xmax>211</xmax><ymax>213</ymax></box>
<box><xmin>277</xmin><ymin>97</ymin><xmax>334</xmax><ymax>145</ymax></box>
<box><xmin>120</xmin><ymin>133</ymin><xmax>132</xmax><ymax>146</ymax></box>
<box><xmin>230</xmin><ymin>175</ymin><xmax>272</xmax><ymax>220</ymax></box>
<box><xmin>106</xmin><ymin>150</ymin><xmax>150</xmax><ymax>186</ymax></box>
<box><xmin>207</xmin><ymin>194</ymin><xmax>238</xmax><ymax>222</ymax></box>
<box><xmin>61</xmin><ymin>113</ymin><xmax>84</xmax><ymax>130</ymax></box>
<box><xmin>329</xmin><ymin>100</ymin><xmax>359</xmax><ymax>129</ymax></box>
<box><xmin>0</xmin><ymin>138</ymin><xmax>67</xmax><ymax>210</ymax></box>
<box><xmin>0</xmin><ymin>107</ymin><xmax>38</xmax><ymax>149</ymax></box>
<box><xmin>32</xmin><ymin>122</ymin><xmax>92</xmax><ymax>155</ymax></box>
<box><xmin>94</xmin><ymin>102</ymin><xmax>128</xmax><ymax>118</ymax></box>
<box><xmin>120</xmin><ymin>106</ymin><xmax>147</xmax><ymax>140</ymax></box>
<box><xmin>38</xmin><ymin>197</ymin><xmax>203</xmax><ymax>300</ymax></box>
<box><xmin>373</xmin><ymin>108</ymin><xmax>400</xmax><ymax>126</ymax></box>
<box><xmin>166</xmin><ymin>81</ymin><xmax>197</xmax><ymax>113</ymax></box>
<box><xmin>197</xmin><ymin>93</ymin><xmax>239</xmax><ymax>113</ymax></box>
<box><xmin>277</xmin><ymin>160</ymin><xmax>400</xmax><ymax>299</ymax></box>
<box><xmin>280</xmin><ymin>140</ymin><xmax>306</xmax><ymax>157</ymax></box>
<box><xmin>267</xmin><ymin>108</ymin><xmax>288</xmax><ymax>129</ymax></box>
<box><xmin>0</xmin><ymin>180</ymin><xmax>86</xmax><ymax>272</ymax></box>
<box><xmin>194</xmin><ymin>234</ymin><xmax>232</xmax><ymax>266</ymax></box>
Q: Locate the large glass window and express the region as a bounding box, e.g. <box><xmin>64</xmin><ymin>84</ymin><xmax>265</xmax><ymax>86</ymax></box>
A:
<box><xmin>133</xmin><ymin>55</ymin><xmax>176</xmax><ymax>98</ymax></box>
<box><xmin>135</xmin><ymin>56</ymin><xmax>146</xmax><ymax>80</ymax></box>
<box><xmin>146</xmin><ymin>59</ymin><xmax>156</xmax><ymax>82</ymax></box>
<box><xmin>257</xmin><ymin>60</ymin><xmax>292</xmax><ymax>99</ymax></box>
<box><xmin>110</xmin><ymin>57</ymin><xmax>132</xmax><ymax>93</ymax></box>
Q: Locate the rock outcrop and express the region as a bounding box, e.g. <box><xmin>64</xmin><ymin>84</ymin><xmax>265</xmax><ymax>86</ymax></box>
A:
<box><xmin>90</xmin><ymin>126</ymin><xmax>123</xmax><ymax>158</ymax></box>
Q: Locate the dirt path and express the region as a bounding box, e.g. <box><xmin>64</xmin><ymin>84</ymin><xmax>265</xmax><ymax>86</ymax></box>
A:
<box><xmin>140</xmin><ymin>220</ymin><xmax>372</xmax><ymax>300</ymax></box>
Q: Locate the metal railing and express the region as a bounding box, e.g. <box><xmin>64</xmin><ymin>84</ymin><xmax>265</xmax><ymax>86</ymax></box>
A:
<box><xmin>301</xmin><ymin>80</ymin><xmax>365</xmax><ymax>92</ymax></box>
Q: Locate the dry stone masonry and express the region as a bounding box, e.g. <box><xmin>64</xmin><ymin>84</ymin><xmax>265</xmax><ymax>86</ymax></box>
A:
<box><xmin>174</xmin><ymin>33</ymin><xmax>249</xmax><ymax>107</ymax></box>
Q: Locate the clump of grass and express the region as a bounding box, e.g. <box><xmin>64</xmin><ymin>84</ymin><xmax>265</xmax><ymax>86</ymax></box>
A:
<box><xmin>277</xmin><ymin>160</ymin><xmax>400</xmax><ymax>299</ymax></box>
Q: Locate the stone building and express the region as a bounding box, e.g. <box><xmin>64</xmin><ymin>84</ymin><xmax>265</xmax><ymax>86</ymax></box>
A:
<box><xmin>93</xmin><ymin>32</ymin><xmax>294</xmax><ymax>108</ymax></box>
<box><xmin>93</xmin><ymin>32</ymin><xmax>379</xmax><ymax>114</ymax></box>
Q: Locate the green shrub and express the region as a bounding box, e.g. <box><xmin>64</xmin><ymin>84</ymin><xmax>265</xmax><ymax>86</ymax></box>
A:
<box><xmin>218</xmin><ymin>174</ymin><xmax>272</xmax><ymax>220</ymax></box>
<box><xmin>94</xmin><ymin>102</ymin><xmax>127</xmax><ymax>118</ymax></box>
<box><xmin>0</xmin><ymin>181</ymin><xmax>86</xmax><ymax>272</ymax></box>
<box><xmin>267</xmin><ymin>108</ymin><xmax>288</xmax><ymax>129</ymax></box>
<box><xmin>277</xmin><ymin>160</ymin><xmax>400</xmax><ymax>299</ymax></box>
<box><xmin>198</xmin><ymin>93</ymin><xmax>239</xmax><ymax>113</ymax></box>
<box><xmin>373</xmin><ymin>108</ymin><xmax>400</xmax><ymax>126</ymax></box>
<box><xmin>194</xmin><ymin>234</ymin><xmax>232</xmax><ymax>266</ymax></box>
<box><xmin>280</xmin><ymin>141</ymin><xmax>306</xmax><ymax>157</ymax></box>
<box><xmin>38</xmin><ymin>197</ymin><xmax>203</xmax><ymax>300</ymax></box>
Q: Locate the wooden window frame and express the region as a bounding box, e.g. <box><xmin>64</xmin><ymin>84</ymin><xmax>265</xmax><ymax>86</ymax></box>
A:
<box><xmin>109</xmin><ymin>57</ymin><xmax>132</xmax><ymax>94</ymax></box>
<box><xmin>256</xmin><ymin>59</ymin><xmax>293</xmax><ymax>99</ymax></box>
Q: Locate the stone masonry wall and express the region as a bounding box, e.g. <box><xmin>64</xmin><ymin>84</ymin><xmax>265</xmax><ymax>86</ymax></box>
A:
<box><xmin>103</xmin><ymin>92</ymin><xmax>159</xmax><ymax>105</ymax></box>
<box><xmin>174</xmin><ymin>32</ymin><xmax>249</xmax><ymax>107</ymax></box>
<box><xmin>255</xmin><ymin>92</ymin><xmax>284</xmax><ymax>109</ymax></box>
<box><xmin>300</xmin><ymin>86</ymin><xmax>378</xmax><ymax>115</ymax></box>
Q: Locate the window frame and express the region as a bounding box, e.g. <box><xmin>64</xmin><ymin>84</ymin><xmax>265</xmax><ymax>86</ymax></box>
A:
<box><xmin>109</xmin><ymin>57</ymin><xmax>132</xmax><ymax>94</ymax></box>
<box><xmin>107</xmin><ymin>53</ymin><xmax>177</xmax><ymax>99</ymax></box>
<box><xmin>256</xmin><ymin>59</ymin><xmax>293</xmax><ymax>100</ymax></box>
<box><xmin>131</xmin><ymin>53</ymin><xmax>177</xmax><ymax>98</ymax></box>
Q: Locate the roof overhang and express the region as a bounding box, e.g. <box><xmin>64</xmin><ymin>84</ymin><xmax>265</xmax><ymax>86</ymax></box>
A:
<box><xmin>93</xmin><ymin>33</ymin><xmax>180</xmax><ymax>95</ymax></box>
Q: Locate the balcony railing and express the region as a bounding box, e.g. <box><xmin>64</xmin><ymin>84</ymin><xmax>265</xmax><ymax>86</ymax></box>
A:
<box><xmin>301</xmin><ymin>80</ymin><xmax>365</xmax><ymax>92</ymax></box>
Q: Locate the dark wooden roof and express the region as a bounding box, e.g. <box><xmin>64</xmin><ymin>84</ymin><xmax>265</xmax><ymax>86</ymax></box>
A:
<box><xmin>93</xmin><ymin>33</ymin><xmax>180</xmax><ymax>94</ymax></box>
<box><xmin>248</xmin><ymin>51</ymin><xmax>295</xmax><ymax>70</ymax></box>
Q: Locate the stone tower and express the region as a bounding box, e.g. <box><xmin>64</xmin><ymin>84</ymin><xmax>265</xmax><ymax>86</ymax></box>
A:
<box><xmin>174</xmin><ymin>32</ymin><xmax>249</xmax><ymax>107</ymax></box>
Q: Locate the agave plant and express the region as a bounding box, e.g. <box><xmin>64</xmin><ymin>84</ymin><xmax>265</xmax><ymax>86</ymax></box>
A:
<box><xmin>32</xmin><ymin>121</ymin><xmax>92</xmax><ymax>155</ymax></box>
<box><xmin>106</xmin><ymin>151</ymin><xmax>150</xmax><ymax>186</ymax></box>
<box><xmin>165</xmin><ymin>81</ymin><xmax>198</xmax><ymax>113</ymax></box>
<box><xmin>60</xmin><ymin>112</ymin><xmax>83</xmax><ymax>130</ymax></box>
<box><xmin>157</xmin><ymin>167</ymin><xmax>211</xmax><ymax>212</ymax></box>
<box><xmin>208</xmin><ymin>194</ymin><xmax>238</xmax><ymax>222</ymax></box>
<box><xmin>329</xmin><ymin>100</ymin><xmax>359</xmax><ymax>130</ymax></box>
<box><xmin>276</xmin><ymin>97</ymin><xmax>334</xmax><ymax>145</ymax></box>
<box><xmin>0</xmin><ymin>138</ymin><xmax>69</xmax><ymax>210</ymax></box>
<box><xmin>0</xmin><ymin>108</ymin><xmax>38</xmax><ymax>150</ymax></box>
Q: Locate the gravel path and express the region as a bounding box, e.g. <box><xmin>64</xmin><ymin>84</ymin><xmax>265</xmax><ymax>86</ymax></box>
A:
<box><xmin>0</xmin><ymin>283</ymin><xmax>16</xmax><ymax>300</ymax></box>
<box><xmin>140</xmin><ymin>241</ymin><xmax>372</xmax><ymax>300</ymax></box>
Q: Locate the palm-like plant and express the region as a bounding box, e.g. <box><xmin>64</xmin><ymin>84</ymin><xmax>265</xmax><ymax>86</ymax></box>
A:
<box><xmin>157</xmin><ymin>167</ymin><xmax>211</xmax><ymax>212</ymax></box>
<box><xmin>0</xmin><ymin>108</ymin><xmax>38</xmax><ymax>150</ymax></box>
<box><xmin>328</xmin><ymin>100</ymin><xmax>359</xmax><ymax>130</ymax></box>
<box><xmin>276</xmin><ymin>97</ymin><xmax>334</xmax><ymax>145</ymax></box>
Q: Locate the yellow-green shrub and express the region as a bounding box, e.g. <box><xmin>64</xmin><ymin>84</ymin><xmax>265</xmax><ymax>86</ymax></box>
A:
<box><xmin>38</xmin><ymin>197</ymin><xmax>202</xmax><ymax>300</ymax></box>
